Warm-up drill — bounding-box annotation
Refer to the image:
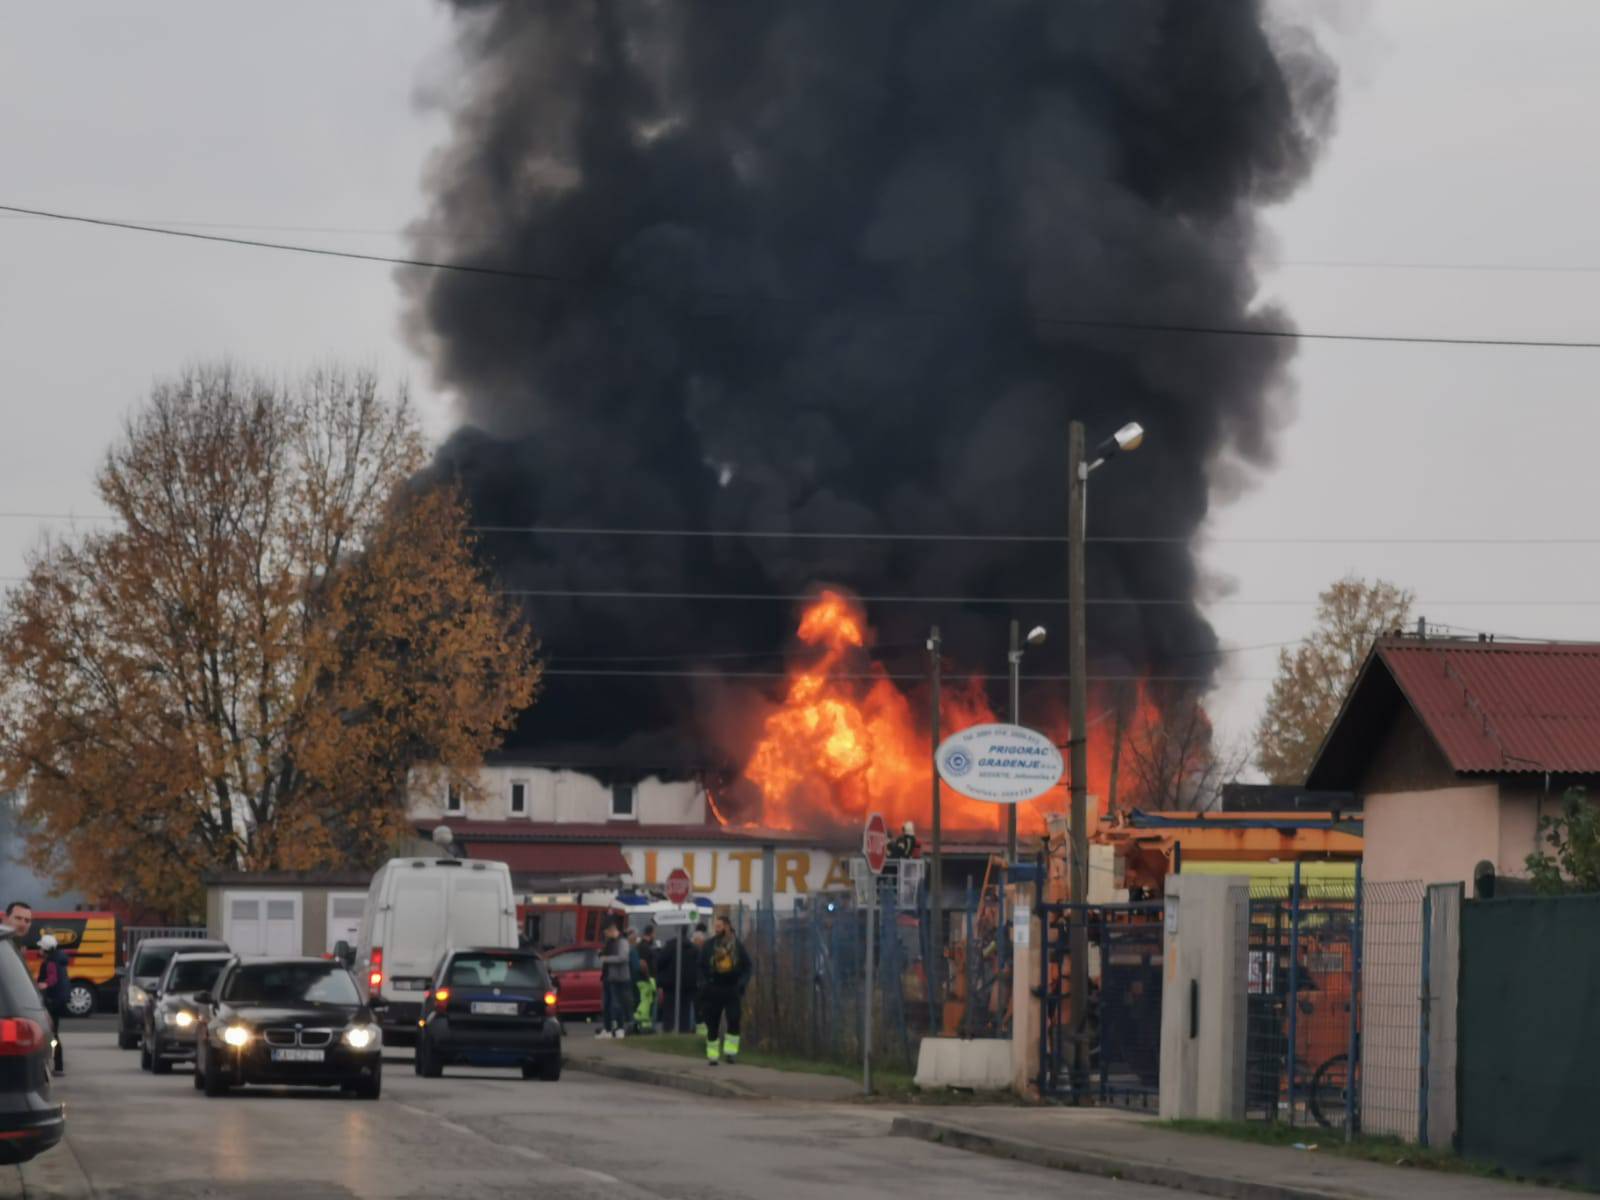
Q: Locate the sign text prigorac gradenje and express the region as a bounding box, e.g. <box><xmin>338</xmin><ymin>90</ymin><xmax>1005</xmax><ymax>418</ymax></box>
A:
<box><xmin>935</xmin><ymin>722</ymin><xmax>1064</xmax><ymax>804</ymax></box>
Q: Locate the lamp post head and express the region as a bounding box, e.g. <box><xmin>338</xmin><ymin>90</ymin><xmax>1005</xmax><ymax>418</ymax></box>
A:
<box><xmin>1026</xmin><ymin>625</ymin><xmax>1048</xmax><ymax>647</ymax></box>
<box><xmin>1113</xmin><ymin>422</ymin><xmax>1144</xmax><ymax>452</ymax></box>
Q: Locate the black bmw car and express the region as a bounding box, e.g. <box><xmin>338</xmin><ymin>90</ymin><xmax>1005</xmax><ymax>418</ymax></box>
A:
<box><xmin>415</xmin><ymin>947</ymin><xmax>562</xmax><ymax>1080</ymax></box>
<box><xmin>193</xmin><ymin>957</ymin><xmax>383</xmax><ymax>1099</ymax></box>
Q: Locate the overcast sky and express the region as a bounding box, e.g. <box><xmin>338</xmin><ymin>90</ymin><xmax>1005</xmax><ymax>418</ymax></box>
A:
<box><xmin>3</xmin><ymin>1</ymin><xmax>1598</xmax><ymax>767</ymax></box>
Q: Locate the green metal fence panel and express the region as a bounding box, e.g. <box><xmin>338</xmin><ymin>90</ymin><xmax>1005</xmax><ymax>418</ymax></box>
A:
<box><xmin>1460</xmin><ymin>895</ymin><xmax>1600</xmax><ymax>1189</ymax></box>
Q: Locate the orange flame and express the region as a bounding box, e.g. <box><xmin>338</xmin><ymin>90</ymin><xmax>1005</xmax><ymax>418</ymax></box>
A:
<box><xmin>741</xmin><ymin>589</ymin><xmax>1169</xmax><ymax>836</ymax></box>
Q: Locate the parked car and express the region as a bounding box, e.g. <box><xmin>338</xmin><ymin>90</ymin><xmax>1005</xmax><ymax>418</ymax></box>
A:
<box><xmin>193</xmin><ymin>957</ymin><xmax>383</xmax><ymax>1099</ymax></box>
<box><xmin>543</xmin><ymin>944</ymin><xmax>602</xmax><ymax>1018</ymax></box>
<box><xmin>414</xmin><ymin>947</ymin><xmax>561</xmax><ymax>1080</ymax></box>
<box><xmin>21</xmin><ymin>912</ymin><xmax>118</xmax><ymax>1018</ymax></box>
<box><xmin>0</xmin><ymin>929</ymin><xmax>63</xmax><ymax>1164</ymax></box>
<box><xmin>141</xmin><ymin>952</ymin><xmax>232</xmax><ymax>1075</ymax></box>
<box><xmin>118</xmin><ymin>937</ymin><xmax>229</xmax><ymax>1049</ymax></box>
<box><xmin>355</xmin><ymin>857</ymin><xmax>517</xmax><ymax>1044</ymax></box>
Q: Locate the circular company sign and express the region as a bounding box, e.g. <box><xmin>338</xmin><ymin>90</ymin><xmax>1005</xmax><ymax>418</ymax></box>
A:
<box><xmin>665</xmin><ymin>867</ymin><xmax>692</xmax><ymax>905</ymax></box>
<box><xmin>935</xmin><ymin>722</ymin><xmax>1064</xmax><ymax>804</ymax></box>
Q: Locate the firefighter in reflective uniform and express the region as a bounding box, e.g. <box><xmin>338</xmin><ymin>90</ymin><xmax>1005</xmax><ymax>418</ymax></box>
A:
<box><xmin>887</xmin><ymin>821</ymin><xmax>919</xmax><ymax>861</ymax></box>
<box><xmin>697</xmin><ymin>915</ymin><xmax>752</xmax><ymax>1065</ymax></box>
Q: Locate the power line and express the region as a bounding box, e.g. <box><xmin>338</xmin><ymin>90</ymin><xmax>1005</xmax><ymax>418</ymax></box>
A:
<box><xmin>9</xmin><ymin>201</ymin><xmax>1600</xmax><ymax>350</ymax></box>
<box><xmin>10</xmin><ymin>512</ymin><xmax>1600</xmax><ymax>547</ymax></box>
<box><xmin>502</xmin><ymin>588</ymin><xmax>1600</xmax><ymax>608</ymax></box>
<box><xmin>538</xmin><ymin>668</ymin><xmax>1266</xmax><ymax>682</ymax></box>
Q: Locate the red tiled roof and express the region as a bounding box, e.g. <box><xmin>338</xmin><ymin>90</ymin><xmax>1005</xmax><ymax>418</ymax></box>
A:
<box><xmin>1379</xmin><ymin>640</ymin><xmax>1600</xmax><ymax>773</ymax></box>
<box><xmin>464</xmin><ymin>841</ymin><xmax>630</xmax><ymax>878</ymax></box>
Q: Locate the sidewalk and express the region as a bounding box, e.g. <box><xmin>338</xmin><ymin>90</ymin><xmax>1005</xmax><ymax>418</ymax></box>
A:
<box><xmin>889</xmin><ymin>1108</ymin><xmax>1552</xmax><ymax>1200</ymax></box>
<box><xmin>566</xmin><ymin>1032</ymin><xmax>861</xmax><ymax>1103</ymax></box>
<box><xmin>568</xmin><ymin>1036</ymin><xmax>1553</xmax><ymax>1199</ymax></box>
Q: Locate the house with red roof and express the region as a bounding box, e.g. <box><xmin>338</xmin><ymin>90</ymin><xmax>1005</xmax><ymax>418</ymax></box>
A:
<box><xmin>1306</xmin><ymin>634</ymin><xmax>1600</xmax><ymax>887</ymax></box>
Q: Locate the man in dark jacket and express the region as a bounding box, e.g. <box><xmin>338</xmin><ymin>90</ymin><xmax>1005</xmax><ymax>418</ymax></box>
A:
<box><xmin>654</xmin><ymin>929</ymin><xmax>701</xmax><ymax>1033</ymax></box>
<box><xmin>697</xmin><ymin>915</ymin><xmax>752</xmax><ymax>1065</ymax></box>
<box><xmin>35</xmin><ymin>934</ymin><xmax>68</xmax><ymax>1072</ymax></box>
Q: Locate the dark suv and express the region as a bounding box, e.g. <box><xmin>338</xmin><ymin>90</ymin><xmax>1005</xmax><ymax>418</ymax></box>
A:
<box><xmin>415</xmin><ymin>947</ymin><xmax>562</xmax><ymax>1080</ymax></box>
<box><xmin>118</xmin><ymin>937</ymin><xmax>229</xmax><ymax>1050</ymax></box>
<box><xmin>0</xmin><ymin>930</ymin><xmax>64</xmax><ymax>1163</ymax></box>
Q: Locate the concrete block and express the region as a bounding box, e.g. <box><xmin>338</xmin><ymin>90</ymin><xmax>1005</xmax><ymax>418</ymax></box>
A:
<box><xmin>915</xmin><ymin>1037</ymin><xmax>1013</xmax><ymax>1090</ymax></box>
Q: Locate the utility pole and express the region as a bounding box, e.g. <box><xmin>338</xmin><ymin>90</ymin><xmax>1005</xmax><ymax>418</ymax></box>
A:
<box><xmin>929</xmin><ymin>625</ymin><xmax>944</xmax><ymax>976</ymax></box>
<box><xmin>1007</xmin><ymin>618</ymin><xmax>1020</xmax><ymax>863</ymax></box>
<box><xmin>1067</xmin><ymin>419</ymin><xmax>1091</xmax><ymax>1102</ymax></box>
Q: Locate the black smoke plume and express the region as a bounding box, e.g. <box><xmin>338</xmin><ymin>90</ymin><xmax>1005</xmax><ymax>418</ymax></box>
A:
<box><xmin>404</xmin><ymin>1</ymin><xmax>1337</xmax><ymax>787</ymax></box>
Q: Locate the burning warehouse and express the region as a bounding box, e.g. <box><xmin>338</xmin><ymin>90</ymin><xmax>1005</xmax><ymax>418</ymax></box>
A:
<box><xmin>401</xmin><ymin>3</ymin><xmax>1337</xmax><ymax>852</ymax></box>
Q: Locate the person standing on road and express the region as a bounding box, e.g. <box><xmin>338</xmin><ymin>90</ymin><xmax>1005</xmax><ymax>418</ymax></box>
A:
<box><xmin>656</xmin><ymin>928</ymin><xmax>701</xmax><ymax>1034</ymax></box>
<box><xmin>597</xmin><ymin>923</ymin><xmax>633</xmax><ymax>1039</ymax></box>
<box><xmin>697</xmin><ymin>914</ymin><xmax>752</xmax><ymax>1066</ymax></box>
<box><xmin>35</xmin><ymin>933</ymin><xmax>67</xmax><ymax>1073</ymax></box>
<box><xmin>3</xmin><ymin>901</ymin><xmax>33</xmax><ymax>941</ymax></box>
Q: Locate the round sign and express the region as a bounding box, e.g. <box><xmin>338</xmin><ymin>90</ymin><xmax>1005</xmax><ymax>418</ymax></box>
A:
<box><xmin>935</xmin><ymin>722</ymin><xmax>1064</xmax><ymax>804</ymax></box>
<box><xmin>863</xmin><ymin>812</ymin><xmax>890</xmax><ymax>875</ymax></box>
<box><xmin>665</xmin><ymin>868</ymin><xmax>692</xmax><ymax>906</ymax></box>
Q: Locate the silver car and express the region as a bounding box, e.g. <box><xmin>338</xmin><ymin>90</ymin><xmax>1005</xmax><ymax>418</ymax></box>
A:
<box><xmin>142</xmin><ymin>952</ymin><xmax>233</xmax><ymax>1074</ymax></box>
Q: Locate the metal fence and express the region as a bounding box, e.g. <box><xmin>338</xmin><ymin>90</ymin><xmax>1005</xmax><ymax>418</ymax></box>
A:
<box><xmin>121</xmin><ymin>925</ymin><xmax>212</xmax><ymax>965</ymax></box>
<box><xmin>1360</xmin><ymin>880</ymin><xmax>1424</xmax><ymax>1140</ymax></box>
<box><xmin>727</xmin><ymin>870</ymin><xmax>1011</xmax><ymax>1077</ymax></box>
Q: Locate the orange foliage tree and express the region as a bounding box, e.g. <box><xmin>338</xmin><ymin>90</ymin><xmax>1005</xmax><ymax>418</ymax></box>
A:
<box><xmin>0</xmin><ymin>365</ymin><xmax>539</xmax><ymax>916</ymax></box>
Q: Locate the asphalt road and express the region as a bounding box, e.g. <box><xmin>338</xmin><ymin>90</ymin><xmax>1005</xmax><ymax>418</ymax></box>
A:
<box><xmin>2</xmin><ymin>1030</ymin><xmax>1182</xmax><ymax>1199</ymax></box>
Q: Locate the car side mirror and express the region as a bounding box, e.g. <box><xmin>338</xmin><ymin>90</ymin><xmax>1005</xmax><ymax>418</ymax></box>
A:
<box><xmin>333</xmin><ymin>940</ymin><xmax>355</xmax><ymax>968</ymax></box>
<box><xmin>193</xmin><ymin>990</ymin><xmax>213</xmax><ymax>1007</ymax></box>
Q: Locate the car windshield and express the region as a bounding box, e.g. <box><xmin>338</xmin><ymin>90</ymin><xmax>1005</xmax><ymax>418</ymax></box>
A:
<box><xmin>133</xmin><ymin>945</ymin><xmax>179</xmax><ymax>980</ymax></box>
<box><xmin>0</xmin><ymin>941</ymin><xmax>46</xmax><ymax>1017</ymax></box>
<box><xmin>163</xmin><ymin>957</ymin><xmax>226</xmax><ymax>994</ymax></box>
<box><xmin>547</xmin><ymin>949</ymin><xmax>597</xmax><ymax>973</ymax></box>
<box><xmin>447</xmin><ymin>953</ymin><xmax>548</xmax><ymax>990</ymax></box>
<box><xmin>221</xmin><ymin>963</ymin><xmax>361</xmax><ymax>1007</ymax></box>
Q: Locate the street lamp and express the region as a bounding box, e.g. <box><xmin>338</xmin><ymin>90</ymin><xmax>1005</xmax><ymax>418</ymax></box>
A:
<box><xmin>1005</xmin><ymin>623</ymin><xmax>1048</xmax><ymax>862</ymax></box>
<box><xmin>1065</xmin><ymin>418</ymin><xmax>1143</xmax><ymax>1102</ymax></box>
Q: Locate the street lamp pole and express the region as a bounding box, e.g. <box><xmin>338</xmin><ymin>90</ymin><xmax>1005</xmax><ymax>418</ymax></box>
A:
<box><xmin>1065</xmin><ymin>417</ymin><xmax>1143</xmax><ymax>1102</ymax></box>
<box><xmin>929</xmin><ymin>625</ymin><xmax>944</xmax><ymax>977</ymax></box>
<box><xmin>1007</xmin><ymin>618</ymin><xmax>1021</xmax><ymax>863</ymax></box>
<box><xmin>1066</xmin><ymin>421</ymin><xmax>1091</xmax><ymax>1101</ymax></box>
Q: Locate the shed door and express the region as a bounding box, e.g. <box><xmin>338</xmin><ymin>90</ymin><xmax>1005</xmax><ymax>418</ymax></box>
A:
<box><xmin>327</xmin><ymin>894</ymin><xmax>366</xmax><ymax>953</ymax></box>
<box><xmin>225</xmin><ymin>894</ymin><xmax>301</xmax><ymax>956</ymax></box>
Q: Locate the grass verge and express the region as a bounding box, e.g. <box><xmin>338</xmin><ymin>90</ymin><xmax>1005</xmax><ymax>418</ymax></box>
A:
<box><xmin>624</xmin><ymin>1034</ymin><xmax>1018</xmax><ymax>1104</ymax></box>
<box><xmin>1167</xmin><ymin>1119</ymin><xmax>1580</xmax><ymax>1190</ymax></box>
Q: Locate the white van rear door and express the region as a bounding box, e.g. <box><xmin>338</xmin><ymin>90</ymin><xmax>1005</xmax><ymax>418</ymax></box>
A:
<box><xmin>388</xmin><ymin>873</ymin><xmax>448</xmax><ymax>976</ymax></box>
<box><xmin>448</xmin><ymin>872</ymin><xmax>512</xmax><ymax>948</ymax></box>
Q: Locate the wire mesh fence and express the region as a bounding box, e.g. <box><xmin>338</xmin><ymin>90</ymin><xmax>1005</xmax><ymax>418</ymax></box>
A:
<box><xmin>726</xmin><ymin>874</ymin><xmax>1012</xmax><ymax>1076</ymax></box>
<box><xmin>1360</xmin><ymin>879</ymin><xmax>1424</xmax><ymax>1140</ymax></box>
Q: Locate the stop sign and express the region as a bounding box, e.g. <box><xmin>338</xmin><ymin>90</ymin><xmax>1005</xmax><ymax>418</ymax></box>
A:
<box><xmin>665</xmin><ymin>867</ymin><xmax>692</xmax><ymax>905</ymax></box>
<box><xmin>863</xmin><ymin>812</ymin><xmax>889</xmax><ymax>876</ymax></box>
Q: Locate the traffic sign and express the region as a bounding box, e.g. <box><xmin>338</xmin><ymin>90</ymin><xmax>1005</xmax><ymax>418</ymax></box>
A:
<box><xmin>935</xmin><ymin>722</ymin><xmax>1064</xmax><ymax>804</ymax></box>
<box><xmin>654</xmin><ymin>908</ymin><xmax>694</xmax><ymax>927</ymax></box>
<box><xmin>863</xmin><ymin>812</ymin><xmax>889</xmax><ymax>875</ymax></box>
<box><xmin>665</xmin><ymin>868</ymin><xmax>692</xmax><ymax>905</ymax></box>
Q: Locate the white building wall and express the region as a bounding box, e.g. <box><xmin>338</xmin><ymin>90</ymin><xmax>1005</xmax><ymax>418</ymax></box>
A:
<box><xmin>406</xmin><ymin>765</ymin><xmax>707</xmax><ymax>826</ymax></box>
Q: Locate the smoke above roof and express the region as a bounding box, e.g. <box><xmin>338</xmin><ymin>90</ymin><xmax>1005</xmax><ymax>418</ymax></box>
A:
<box><xmin>402</xmin><ymin>1</ymin><xmax>1338</xmax><ymax>772</ymax></box>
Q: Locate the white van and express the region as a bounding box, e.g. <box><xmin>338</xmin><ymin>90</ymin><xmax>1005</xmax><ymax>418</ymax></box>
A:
<box><xmin>355</xmin><ymin>857</ymin><xmax>517</xmax><ymax>1039</ymax></box>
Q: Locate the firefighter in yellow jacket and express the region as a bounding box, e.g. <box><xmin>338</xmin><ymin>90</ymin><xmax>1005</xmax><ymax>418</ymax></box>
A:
<box><xmin>697</xmin><ymin>914</ymin><xmax>753</xmax><ymax>1065</ymax></box>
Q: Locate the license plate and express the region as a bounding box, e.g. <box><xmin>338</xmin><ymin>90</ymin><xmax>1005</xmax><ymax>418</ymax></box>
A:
<box><xmin>270</xmin><ymin>1048</ymin><xmax>325</xmax><ymax>1063</ymax></box>
<box><xmin>392</xmin><ymin>979</ymin><xmax>428</xmax><ymax>991</ymax></box>
<box><xmin>470</xmin><ymin>1001</ymin><xmax>519</xmax><ymax>1016</ymax></box>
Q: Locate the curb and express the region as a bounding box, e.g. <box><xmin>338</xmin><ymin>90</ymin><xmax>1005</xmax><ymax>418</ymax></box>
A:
<box><xmin>889</xmin><ymin>1117</ymin><xmax>1356</xmax><ymax>1200</ymax></box>
<box><xmin>566</xmin><ymin>1054</ymin><xmax>764</xmax><ymax>1102</ymax></box>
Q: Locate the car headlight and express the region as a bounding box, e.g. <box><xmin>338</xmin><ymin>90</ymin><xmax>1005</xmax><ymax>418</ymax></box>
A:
<box><xmin>343</xmin><ymin>1024</ymin><xmax>380</xmax><ymax>1050</ymax></box>
<box><xmin>173</xmin><ymin>1009</ymin><xmax>196</xmax><ymax>1029</ymax></box>
<box><xmin>222</xmin><ymin>1024</ymin><xmax>252</xmax><ymax>1048</ymax></box>
<box><xmin>128</xmin><ymin>984</ymin><xmax>150</xmax><ymax>1007</ymax></box>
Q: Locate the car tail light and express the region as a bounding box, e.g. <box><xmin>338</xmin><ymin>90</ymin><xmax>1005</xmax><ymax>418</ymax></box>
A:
<box><xmin>544</xmin><ymin>990</ymin><xmax>558</xmax><ymax>1010</ymax></box>
<box><xmin>0</xmin><ymin>1019</ymin><xmax>47</xmax><ymax>1057</ymax></box>
<box><xmin>433</xmin><ymin>988</ymin><xmax>450</xmax><ymax>1011</ymax></box>
<box><xmin>368</xmin><ymin>947</ymin><xmax>384</xmax><ymax>994</ymax></box>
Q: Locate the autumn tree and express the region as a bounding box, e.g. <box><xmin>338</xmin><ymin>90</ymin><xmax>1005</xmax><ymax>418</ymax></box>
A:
<box><xmin>1254</xmin><ymin>575</ymin><xmax>1413</xmax><ymax>784</ymax></box>
<box><xmin>1525</xmin><ymin>788</ymin><xmax>1600</xmax><ymax>894</ymax></box>
<box><xmin>1120</xmin><ymin>687</ymin><xmax>1244</xmax><ymax>812</ymax></box>
<box><xmin>0</xmin><ymin>365</ymin><xmax>539</xmax><ymax>916</ymax></box>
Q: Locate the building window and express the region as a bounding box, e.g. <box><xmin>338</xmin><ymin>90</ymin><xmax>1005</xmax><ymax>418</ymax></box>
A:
<box><xmin>611</xmin><ymin>782</ymin><xmax>636</xmax><ymax>820</ymax></box>
<box><xmin>445</xmin><ymin>783</ymin><xmax>463</xmax><ymax>814</ymax></box>
<box><xmin>510</xmin><ymin>781</ymin><xmax>527</xmax><ymax>816</ymax></box>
